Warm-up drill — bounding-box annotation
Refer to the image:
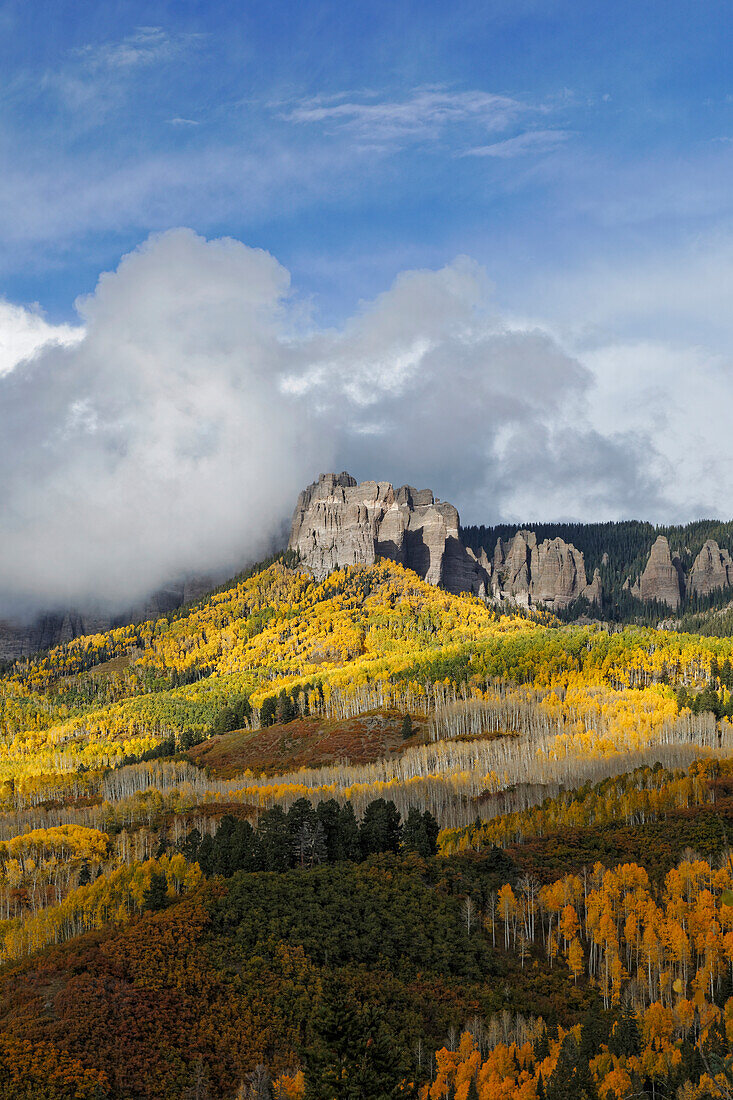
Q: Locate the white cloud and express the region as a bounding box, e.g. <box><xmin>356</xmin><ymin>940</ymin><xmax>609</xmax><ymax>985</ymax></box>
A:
<box><xmin>463</xmin><ymin>129</ymin><xmax>572</xmax><ymax>158</ymax></box>
<box><xmin>291</xmin><ymin>257</ymin><xmax>666</xmax><ymax>523</ymax></box>
<box><xmin>582</xmin><ymin>339</ymin><xmax>733</xmax><ymax>520</ymax></box>
<box><xmin>0</xmin><ymin>230</ymin><xmax>327</xmax><ymax>615</ymax></box>
<box><xmin>43</xmin><ymin>27</ymin><xmax>202</xmax><ymax>119</ymax></box>
<box><xmin>72</xmin><ymin>27</ymin><xmax>184</xmax><ymax>72</ymax></box>
<box><xmin>281</xmin><ymin>87</ymin><xmax>531</xmax><ymax>144</ymax></box>
<box><xmin>0</xmin><ymin>300</ymin><xmax>83</xmax><ymax>377</ymax></box>
<box><xmin>0</xmin><ymin>232</ymin><xmax>706</xmax><ymax>619</ymax></box>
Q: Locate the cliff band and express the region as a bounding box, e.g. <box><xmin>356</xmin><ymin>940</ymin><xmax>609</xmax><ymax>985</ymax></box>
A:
<box><xmin>288</xmin><ymin>472</ymin><xmax>602</xmax><ymax>610</ymax></box>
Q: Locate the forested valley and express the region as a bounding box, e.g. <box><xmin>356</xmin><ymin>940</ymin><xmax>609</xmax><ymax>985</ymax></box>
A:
<box><xmin>6</xmin><ymin>556</ymin><xmax>733</xmax><ymax>1097</ymax></box>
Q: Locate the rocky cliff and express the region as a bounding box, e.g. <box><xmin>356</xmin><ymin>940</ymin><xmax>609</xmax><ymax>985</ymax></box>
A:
<box><xmin>289</xmin><ymin>473</ymin><xmax>602</xmax><ymax>610</ymax></box>
<box><xmin>688</xmin><ymin>540</ymin><xmax>733</xmax><ymax>598</ymax></box>
<box><xmin>288</xmin><ymin>472</ymin><xmax>490</xmax><ymax>597</ymax></box>
<box><xmin>7</xmin><ymin>473</ymin><xmax>733</xmax><ymax>664</ymax></box>
<box><xmin>622</xmin><ymin>535</ymin><xmax>733</xmax><ymax>609</ymax></box>
<box><xmin>621</xmin><ymin>536</ymin><xmax>733</xmax><ymax>609</ymax></box>
<box><xmin>627</xmin><ymin>535</ymin><xmax>685</xmax><ymax>609</ymax></box>
<box><xmin>490</xmin><ymin>530</ymin><xmax>601</xmax><ymax>610</ymax></box>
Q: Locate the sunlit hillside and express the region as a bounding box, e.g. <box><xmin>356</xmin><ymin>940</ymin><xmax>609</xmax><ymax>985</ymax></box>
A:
<box><xmin>5</xmin><ymin>558</ymin><xmax>733</xmax><ymax>1096</ymax></box>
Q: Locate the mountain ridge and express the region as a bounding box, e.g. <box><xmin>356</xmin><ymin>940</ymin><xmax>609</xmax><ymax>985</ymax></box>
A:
<box><xmin>290</xmin><ymin>472</ymin><xmax>733</xmax><ymax>619</ymax></box>
<box><xmin>5</xmin><ymin>473</ymin><xmax>733</xmax><ymax>664</ymax></box>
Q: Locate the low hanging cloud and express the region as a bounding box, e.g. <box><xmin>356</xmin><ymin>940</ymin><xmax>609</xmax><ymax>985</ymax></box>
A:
<box><xmin>0</xmin><ymin>230</ymin><xmax>327</xmax><ymax>617</ymax></box>
<box><xmin>0</xmin><ymin>229</ymin><xmax>672</xmax><ymax>619</ymax></box>
<box><xmin>290</xmin><ymin>256</ymin><xmax>668</xmax><ymax>523</ymax></box>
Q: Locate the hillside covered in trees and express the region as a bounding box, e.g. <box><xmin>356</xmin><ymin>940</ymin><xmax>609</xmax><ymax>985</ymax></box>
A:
<box><xmin>463</xmin><ymin>519</ymin><xmax>733</xmax><ymax>625</ymax></box>
<box><xmin>6</xmin><ymin>556</ymin><xmax>733</xmax><ymax>1096</ymax></box>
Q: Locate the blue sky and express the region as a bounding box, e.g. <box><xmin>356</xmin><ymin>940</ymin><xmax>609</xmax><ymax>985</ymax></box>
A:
<box><xmin>2</xmin><ymin>0</ymin><xmax>732</xmax><ymax>324</ymax></box>
<box><xmin>1</xmin><ymin>0</ymin><xmax>733</xmax><ymax>610</ymax></box>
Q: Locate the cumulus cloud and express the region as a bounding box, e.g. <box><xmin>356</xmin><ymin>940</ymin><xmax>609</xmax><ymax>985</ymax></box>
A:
<box><xmin>0</xmin><ymin>230</ymin><xmax>677</xmax><ymax>620</ymax></box>
<box><xmin>583</xmin><ymin>339</ymin><xmax>733</xmax><ymax>520</ymax></box>
<box><xmin>0</xmin><ymin>230</ymin><xmax>327</xmax><ymax>617</ymax></box>
<box><xmin>506</xmin><ymin>230</ymin><xmax>733</xmax><ymax>521</ymax></box>
<box><xmin>290</xmin><ymin>257</ymin><xmax>667</xmax><ymax>522</ymax></box>
<box><xmin>0</xmin><ymin>301</ymin><xmax>83</xmax><ymax>377</ymax></box>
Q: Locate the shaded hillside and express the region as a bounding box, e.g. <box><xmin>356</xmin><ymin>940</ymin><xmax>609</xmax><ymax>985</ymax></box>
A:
<box><xmin>2</xmin><ymin>760</ymin><xmax>733</xmax><ymax>1098</ymax></box>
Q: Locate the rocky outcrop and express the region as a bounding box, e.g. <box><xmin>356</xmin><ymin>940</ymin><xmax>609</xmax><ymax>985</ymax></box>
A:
<box><xmin>688</xmin><ymin>540</ymin><xmax>733</xmax><ymax>598</ymax></box>
<box><xmin>584</xmin><ymin>568</ymin><xmax>603</xmax><ymax>606</ymax></box>
<box><xmin>289</xmin><ymin>474</ymin><xmax>603</xmax><ymax>610</ymax></box>
<box><xmin>490</xmin><ymin>531</ymin><xmax>601</xmax><ymax>610</ymax></box>
<box><xmin>636</xmin><ymin>535</ymin><xmax>684</xmax><ymax>608</ymax></box>
<box><xmin>288</xmin><ymin>473</ymin><xmax>489</xmax><ymax>596</ymax></box>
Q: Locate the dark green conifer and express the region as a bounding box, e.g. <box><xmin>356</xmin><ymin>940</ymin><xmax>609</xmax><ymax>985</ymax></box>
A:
<box><xmin>143</xmin><ymin>870</ymin><xmax>168</xmax><ymax>911</ymax></box>
<box><xmin>180</xmin><ymin>827</ymin><xmax>202</xmax><ymax>863</ymax></box>
<box><xmin>608</xmin><ymin>1002</ymin><xmax>641</xmax><ymax>1058</ymax></box>
<box><xmin>533</xmin><ymin>1025</ymin><xmax>550</xmax><ymax>1062</ymax></box>
<box><xmin>360</xmin><ymin>798</ymin><xmax>402</xmax><ymax>856</ymax></box>
<box><xmin>303</xmin><ymin>978</ymin><xmax>405</xmax><ymax>1098</ymax></box>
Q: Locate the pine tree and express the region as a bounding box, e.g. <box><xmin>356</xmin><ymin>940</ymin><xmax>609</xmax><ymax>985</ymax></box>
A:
<box><xmin>197</xmin><ymin>834</ymin><xmax>215</xmax><ymax>875</ymax></box>
<box><xmin>256</xmin><ymin>807</ymin><xmax>291</xmax><ymax>871</ymax></box>
<box><xmin>402</xmin><ymin>808</ymin><xmax>429</xmax><ymax>857</ymax></box>
<box><xmin>230</xmin><ymin>820</ymin><xmax>256</xmax><ymax>873</ymax></box>
<box><xmin>303</xmin><ymin>979</ymin><xmax>405</xmax><ymax>1098</ymax></box>
<box><xmin>336</xmin><ymin>803</ymin><xmax>361</xmax><ymax>862</ymax></box>
<box><xmin>360</xmin><ymin>799</ymin><xmax>402</xmax><ymax>856</ymax></box>
<box><xmin>547</xmin><ymin>1032</ymin><xmax>582</xmax><ymax>1100</ymax></box>
<box><xmin>579</xmin><ymin>1001</ymin><xmax>609</xmax><ymax>1065</ymax></box>
<box><xmin>533</xmin><ymin>1025</ymin><xmax>550</xmax><ymax>1062</ymax></box>
<box><xmin>608</xmin><ymin>1003</ymin><xmax>641</xmax><ymax>1059</ymax></box>
<box><xmin>180</xmin><ymin>827</ymin><xmax>202</xmax><ymax>863</ymax></box>
<box><xmin>143</xmin><ymin>870</ymin><xmax>168</xmax><ymax>911</ymax></box>
<box><xmin>260</xmin><ymin>695</ymin><xmax>277</xmax><ymax>726</ymax></box>
<box><xmin>277</xmin><ymin>690</ymin><xmax>296</xmax><ymax>724</ymax></box>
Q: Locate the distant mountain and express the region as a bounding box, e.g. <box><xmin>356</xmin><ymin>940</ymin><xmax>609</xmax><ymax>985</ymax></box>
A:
<box><xmin>0</xmin><ymin>575</ymin><xmax>218</xmax><ymax>664</ymax></box>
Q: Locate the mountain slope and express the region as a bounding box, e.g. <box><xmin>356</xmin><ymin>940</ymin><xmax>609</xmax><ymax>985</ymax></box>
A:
<box><xmin>4</xmin><ymin>556</ymin><xmax>733</xmax><ymax>1095</ymax></box>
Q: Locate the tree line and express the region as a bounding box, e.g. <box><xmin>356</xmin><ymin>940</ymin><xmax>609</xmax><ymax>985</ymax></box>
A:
<box><xmin>180</xmin><ymin>797</ymin><xmax>439</xmax><ymax>876</ymax></box>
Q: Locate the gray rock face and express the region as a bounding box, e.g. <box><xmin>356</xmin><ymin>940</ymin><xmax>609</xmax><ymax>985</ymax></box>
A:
<box><xmin>584</xmin><ymin>568</ymin><xmax>603</xmax><ymax>606</ymax></box>
<box><xmin>637</xmin><ymin>535</ymin><xmax>684</xmax><ymax>608</ymax></box>
<box><xmin>288</xmin><ymin>472</ymin><xmax>489</xmax><ymax>596</ymax></box>
<box><xmin>288</xmin><ymin>473</ymin><xmax>604</xmax><ymax>610</ymax></box>
<box><xmin>688</xmin><ymin>539</ymin><xmax>733</xmax><ymax>598</ymax></box>
<box><xmin>490</xmin><ymin>530</ymin><xmax>601</xmax><ymax>610</ymax></box>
